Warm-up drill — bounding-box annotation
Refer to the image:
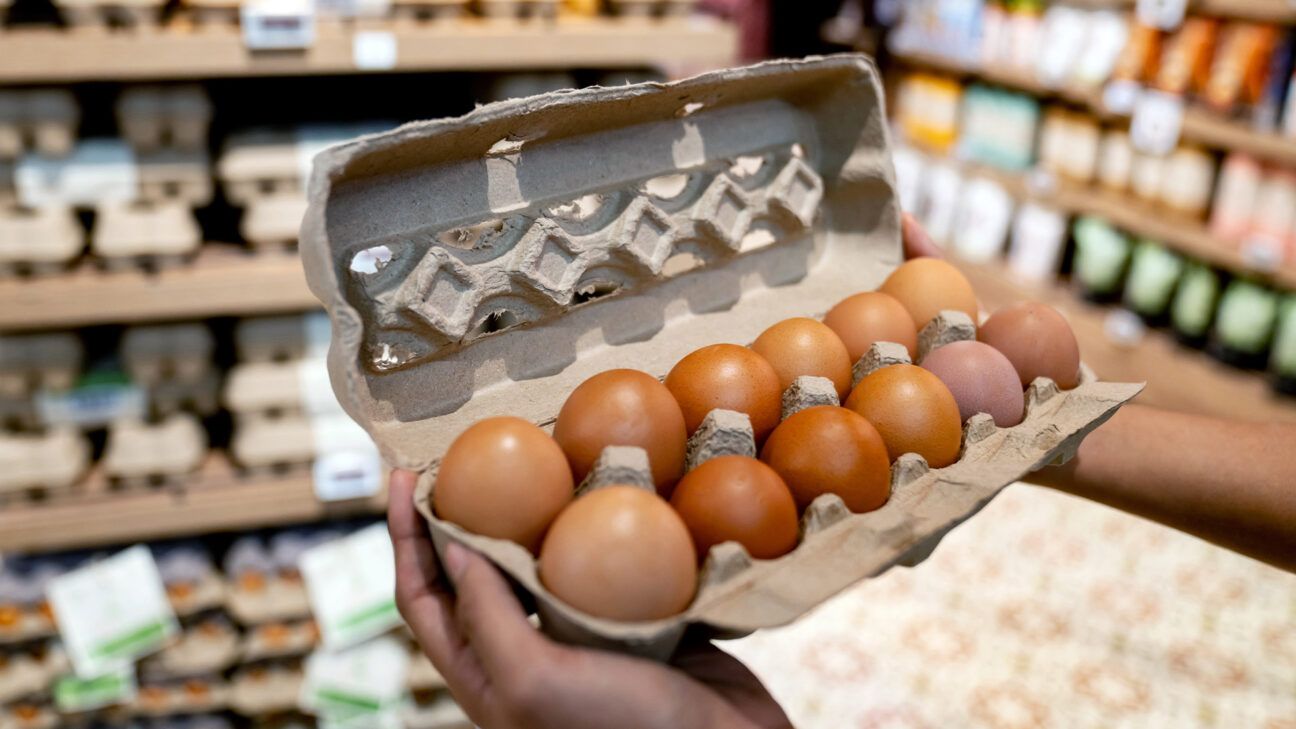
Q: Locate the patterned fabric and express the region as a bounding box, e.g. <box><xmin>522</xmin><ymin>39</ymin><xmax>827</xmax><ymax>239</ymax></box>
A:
<box><xmin>724</xmin><ymin>483</ymin><xmax>1296</xmax><ymax>729</ymax></box>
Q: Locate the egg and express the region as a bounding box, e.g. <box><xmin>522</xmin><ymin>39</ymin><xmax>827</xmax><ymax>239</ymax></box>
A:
<box><xmin>920</xmin><ymin>341</ymin><xmax>1025</xmax><ymax>427</ymax></box>
<box><xmin>750</xmin><ymin>318</ymin><xmax>853</xmax><ymax>399</ymax></box>
<box><xmin>433</xmin><ymin>417</ymin><xmax>574</xmax><ymax>551</ymax></box>
<box><xmin>553</xmin><ymin>369</ymin><xmax>687</xmax><ymax>496</ymax></box>
<box><xmin>823</xmin><ymin>291</ymin><xmax>919</xmax><ymax>361</ymax></box>
<box><xmin>759</xmin><ymin>406</ymin><xmax>891</xmax><ymax>513</ymax></box>
<box><xmin>978</xmin><ymin>302</ymin><xmax>1081</xmax><ymax>389</ymax></box>
<box><xmin>845</xmin><ymin>364</ymin><xmax>962</xmax><ymax>467</ymax></box>
<box><xmin>538</xmin><ymin>485</ymin><xmax>697</xmax><ymax>621</ymax></box>
<box><xmin>670</xmin><ymin>456</ymin><xmax>799</xmax><ymax>561</ymax></box>
<box><xmin>879</xmin><ymin>258</ymin><xmax>979</xmax><ymax>331</ymax></box>
<box><xmin>665</xmin><ymin>344</ymin><xmax>783</xmax><ymax>442</ymax></box>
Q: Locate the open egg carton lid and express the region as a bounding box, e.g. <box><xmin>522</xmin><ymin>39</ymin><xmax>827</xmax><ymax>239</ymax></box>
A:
<box><xmin>301</xmin><ymin>55</ymin><xmax>1143</xmax><ymax>657</ymax></box>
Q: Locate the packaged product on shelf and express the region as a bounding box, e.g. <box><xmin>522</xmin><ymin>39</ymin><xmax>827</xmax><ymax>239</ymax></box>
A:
<box><xmin>951</xmin><ymin>176</ymin><xmax>1014</xmax><ymax>263</ymax></box>
<box><xmin>1152</xmin><ymin>17</ymin><xmax>1218</xmax><ymax>96</ymax></box>
<box><xmin>605</xmin><ymin>0</ymin><xmax>694</xmax><ymax>19</ymax></box>
<box><xmin>1035</xmin><ymin>5</ymin><xmax>1087</xmax><ymax>88</ymax></box>
<box><xmin>0</xmin><ymin>427</ymin><xmax>91</xmax><ymax>502</ymax></box>
<box><xmin>1123</xmin><ymin>241</ymin><xmax>1186</xmax><ymax>320</ymax></box>
<box><xmin>153</xmin><ymin>542</ymin><xmax>227</xmax><ymax>616</ymax></box>
<box><xmin>1038</xmin><ymin>109</ymin><xmax>1098</xmax><ymax>183</ymax></box>
<box><xmin>1202</xmin><ymin>22</ymin><xmax>1279</xmax><ymax>114</ymax></box>
<box><xmin>0</xmin><ymin>557</ymin><xmax>64</xmax><ymax>644</ymax></box>
<box><xmin>1130</xmin><ymin>151</ymin><xmax>1165</xmax><ymax>202</ymax></box>
<box><xmin>1247</xmin><ymin>170</ymin><xmax>1296</xmax><ymax>269</ymax></box>
<box><xmin>476</xmin><ymin>0</ymin><xmax>558</xmax><ymax>21</ymax></box>
<box><xmin>1171</xmin><ymin>263</ymin><xmax>1222</xmax><ymax>346</ymax></box>
<box><xmin>132</xmin><ymin>673</ymin><xmax>229</xmax><ymax>716</ymax></box>
<box><xmin>13</xmin><ymin>139</ymin><xmax>136</xmax><ymax>209</ymax></box>
<box><xmin>0</xmin><ymin>700</ymin><xmax>57</xmax><ymax>729</ymax></box>
<box><xmin>116</xmin><ymin>86</ymin><xmax>213</xmax><ymax>153</ymax></box>
<box><xmin>0</xmin><ymin>333</ymin><xmax>82</xmax><ymax>397</ymax></box>
<box><xmin>1007</xmin><ymin>202</ymin><xmax>1068</xmax><ymax>283</ymax></box>
<box><xmin>1254</xmin><ymin>30</ymin><xmax>1296</xmax><ymax>131</ymax></box>
<box><xmin>241</xmin><ymin>619</ymin><xmax>319</xmax><ymax>661</ymax></box>
<box><xmin>1069</xmin><ymin>11</ymin><xmax>1130</xmax><ymax>89</ymax></box>
<box><xmin>1214</xmin><ymin>279</ymin><xmax>1280</xmax><ymax>366</ymax></box>
<box><xmin>0</xmin><ymin>204</ymin><xmax>85</xmax><ymax>277</ymax></box>
<box><xmin>1110</xmin><ymin>22</ymin><xmax>1163</xmax><ymax>89</ymax></box>
<box><xmin>1005</xmin><ymin>0</ymin><xmax>1043</xmax><ymax>71</ymax></box>
<box><xmin>54</xmin><ymin>0</ymin><xmax>166</xmax><ymax>30</ymax></box>
<box><xmin>91</xmin><ymin>201</ymin><xmax>202</xmax><ymax>269</ymax></box>
<box><xmin>896</xmin><ymin>73</ymin><xmax>962</xmax><ymax>154</ymax></box>
<box><xmin>138</xmin><ymin>615</ymin><xmax>240</xmax><ymax>680</ymax></box>
<box><xmin>235</xmin><ymin>312</ymin><xmax>330</xmax><ymax>363</ymax></box>
<box><xmin>1072</xmin><ymin>215</ymin><xmax>1131</xmax><ymax>300</ymax></box>
<box><xmin>137</xmin><ymin>149</ymin><xmax>213</xmax><ymax>207</ymax></box>
<box><xmin>121</xmin><ymin>323</ymin><xmax>214</xmax><ymax>387</ymax></box>
<box><xmin>224</xmin><ymin>530</ymin><xmax>332</xmax><ymax>625</ymax></box>
<box><xmin>1210</xmin><ymin>152</ymin><xmax>1264</xmax><ymax>241</ymax></box>
<box><xmin>102</xmin><ymin>413</ymin><xmax>207</xmax><ymax>487</ymax></box>
<box><xmin>1272</xmin><ymin>295</ymin><xmax>1296</xmax><ymax>394</ymax></box>
<box><xmin>0</xmin><ymin>90</ymin><xmax>78</xmax><ymax>160</ymax></box>
<box><xmin>919</xmin><ymin>160</ymin><xmax>964</xmax><ymax>247</ymax></box>
<box><xmin>959</xmin><ymin>85</ymin><xmax>1038</xmax><ymax>171</ymax></box>
<box><xmin>890</xmin><ymin>145</ymin><xmax>926</xmax><ymax>217</ymax></box>
<box><xmin>149</xmin><ymin>369</ymin><xmax>221</xmax><ymax>419</ymax></box>
<box><xmin>389</xmin><ymin>0</ymin><xmax>469</xmax><ymax>23</ymax></box>
<box><xmin>1097</xmin><ymin>129</ymin><xmax>1134</xmax><ymax>192</ymax></box>
<box><xmin>1159</xmin><ymin>146</ymin><xmax>1216</xmax><ymax>217</ymax></box>
<box><xmin>0</xmin><ymin>641</ymin><xmax>67</xmax><ymax>705</ymax></box>
<box><xmin>228</xmin><ymin>658</ymin><xmax>303</xmax><ymax>716</ymax></box>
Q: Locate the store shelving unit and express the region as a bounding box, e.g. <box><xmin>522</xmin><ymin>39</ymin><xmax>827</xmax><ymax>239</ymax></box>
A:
<box><xmin>1064</xmin><ymin>0</ymin><xmax>1296</xmax><ymax>22</ymax></box>
<box><xmin>0</xmin><ymin>18</ymin><xmax>739</xmax><ymax>83</ymax></box>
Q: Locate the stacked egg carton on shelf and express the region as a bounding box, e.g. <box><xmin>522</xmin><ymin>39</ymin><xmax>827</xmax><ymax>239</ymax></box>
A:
<box><xmin>0</xmin><ymin>91</ymin><xmax>82</xmax><ymax>277</ymax></box>
<box><xmin>389</xmin><ymin>0</ymin><xmax>469</xmax><ymax>24</ymax></box>
<box><xmin>53</xmin><ymin>0</ymin><xmax>167</xmax><ymax>30</ymax></box>
<box><xmin>0</xmin><ymin>333</ymin><xmax>91</xmax><ymax>503</ymax></box>
<box><xmin>604</xmin><ymin>0</ymin><xmax>694</xmax><ymax>20</ymax></box>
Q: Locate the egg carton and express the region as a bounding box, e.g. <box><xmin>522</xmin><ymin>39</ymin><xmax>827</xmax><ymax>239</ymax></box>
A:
<box><xmin>217</xmin><ymin>130</ymin><xmax>302</xmax><ymax>206</ymax></box>
<box><xmin>606</xmin><ymin>0</ymin><xmax>694</xmax><ymax>18</ymax></box>
<box><xmin>149</xmin><ymin>370</ymin><xmax>221</xmax><ymax>418</ymax></box>
<box><xmin>0</xmin><ymin>701</ymin><xmax>57</xmax><ymax>729</ymax></box>
<box><xmin>475</xmin><ymin>0</ymin><xmax>556</xmax><ymax>20</ymax></box>
<box><xmin>0</xmin><ymin>644</ymin><xmax>67</xmax><ymax>705</ymax></box>
<box><xmin>224</xmin><ymin>361</ymin><xmax>304</xmax><ymax>415</ymax></box>
<box><xmin>139</xmin><ymin>715</ymin><xmax>234</xmax><ymax>729</ymax></box>
<box><xmin>235</xmin><ymin>313</ymin><xmax>326</xmax><ymax>363</ymax></box>
<box><xmin>229</xmin><ymin>414</ymin><xmax>315</xmax><ymax>473</ymax></box>
<box><xmin>392</xmin><ymin>0</ymin><xmax>468</xmax><ymax>23</ymax></box>
<box><xmin>0</xmin><ymin>205</ymin><xmax>85</xmax><ymax>277</ymax></box>
<box><xmin>178</xmin><ymin>0</ymin><xmax>239</xmax><ymax>26</ymax></box>
<box><xmin>130</xmin><ymin>675</ymin><xmax>230</xmax><ymax>717</ymax></box>
<box><xmin>0</xmin><ymin>91</ymin><xmax>78</xmax><ymax>160</ymax></box>
<box><xmin>116</xmin><ymin>86</ymin><xmax>212</xmax><ymax>153</ymax></box>
<box><xmin>241</xmin><ymin>193</ymin><xmax>308</xmax><ymax>249</ymax></box>
<box><xmin>227</xmin><ymin>661</ymin><xmax>302</xmax><ymax>717</ymax></box>
<box><xmin>0</xmin><ymin>428</ymin><xmax>92</xmax><ymax>504</ymax></box>
<box><xmin>239</xmin><ymin>620</ymin><xmax>318</xmax><ymax>662</ymax></box>
<box><xmin>138</xmin><ymin>618</ymin><xmax>240</xmax><ymax>680</ymax></box>
<box><xmin>0</xmin><ymin>397</ymin><xmax>38</xmax><ymax>432</ymax></box>
<box><xmin>155</xmin><ymin>544</ymin><xmax>228</xmax><ymax>616</ymax></box>
<box><xmin>301</xmin><ymin>56</ymin><xmax>1143</xmax><ymax>658</ymax></box>
<box><xmin>101</xmin><ymin>414</ymin><xmax>208</xmax><ymax>488</ymax></box>
<box><xmin>91</xmin><ymin>201</ymin><xmax>201</xmax><ymax>269</ymax></box>
<box><xmin>120</xmin><ymin>323</ymin><xmax>215</xmax><ymax>387</ymax></box>
<box><xmin>139</xmin><ymin>150</ymin><xmax>213</xmax><ymax>207</ymax></box>
<box><xmin>0</xmin><ymin>333</ymin><xmax>83</xmax><ymax>398</ymax></box>
<box><xmin>223</xmin><ymin>569</ymin><xmax>312</xmax><ymax>627</ymax></box>
<box><xmin>55</xmin><ymin>0</ymin><xmax>167</xmax><ymax>29</ymax></box>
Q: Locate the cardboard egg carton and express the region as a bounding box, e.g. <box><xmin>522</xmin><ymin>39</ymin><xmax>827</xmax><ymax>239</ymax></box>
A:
<box><xmin>475</xmin><ymin>0</ymin><xmax>556</xmax><ymax>20</ymax></box>
<box><xmin>217</xmin><ymin>130</ymin><xmax>302</xmax><ymax>206</ymax></box>
<box><xmin>0</xmin><ymin>333</ymin><xmax>83</xmax><ymax>397</ymax></box>
<box><xmin>301</xmin><ymin>56</ymin><xmax>1143</xmax><ymax>658</ymax></box>
<box><xmin>229</xmin><ymin>414</ymin><xmax>315</xmax><ymax>472</ymax></box>
<box><xmin>606</xmin><ymin>0</ymin><xmax>694</xmax><ymax>18</ymax></box>
<box><xmin>0</xmin><ymin>428</ymin><xmax>92</xmax><ymax>503</ymax></box>
<box><xmin>239</xmin><ymin>620</ymin><xmax>318</xmax><ymax>661</ymax></box>
<box><xmin>241</xmin><ymin>194</ymin><xmax>309</xmax><ymax>249</ymax></box>
<box><xmin>0</xmin><ymin>644</ymin><xmax>67</xmax><ymax>705</ymax></box>
<box><xmin>392</xmin><ymin>0</ymin><xmax>468</xmax><ymax>23</ymax></box>
<box><xmin>224</xmin><ymin>361</ymin><xmax>303</xmax><ymax>414</ymax></box>
<box><xmin>149</xmin><ymin>370</ymin><xmax>221</xmax><ymax>418</ymax></box>
<box><xmin>131</xmin><ymin>675</ymin><xmax>230</xmax><ymax>717</ymax></box>
<box><xmin>139</xmin><ymin>618</ymin><xmax>241</xmax><ymax>680</ymax></box>
<box><xmin>0</xmin><ymin>205</ymin><xmax>85</xmax><ymax>277</ymax></box>
<box><xmin>0</xmin><ymin>91</ymin><xmax>78</xmax><ymax>160</ymax></box>
<box><xmin>178</xmin><ymin>0</ymin><xmax>239</xmax><ymax>26</ymax></box>
<box><xmin>101</xmin><ymin>414</ymin><xmax>208</xmax><ymax>488</ymax></box>
<box><xmin>235</xmin><ymin>313</ymin><xmax>326</xmax><ymax>363</ymax></box>
<box><xmin>0</xmin><ymin>701</ymin><xmax>57</xmax><ymax>729</ymax></box>
<box><xmin>223</xmin><ymin>535</ymin><xmax>318</xmax><ymax>625</ymax></box>
<box><xmin>91</xmin><ymin>201</ymin><xmax>202</xmax><ymax>268</ymax></box>
<box><xmin>55</xmin><ymin>0</ymin><xmax>167</xmax><ymax>29</ymax></box>
<box><xmin>155</xmin><ymin>544</ymin><xmax>229</xmax><ymax>616</ymax></box>
<box><xmin>120</xmin><ymin>323</ymin><xmax>214</xmax><ymax>386</ymax></box>
<box><xmin>116</xmin><ymin>86</ymin><xmax>212</xmax><ymax>153</ymax></box>
<box><xmin>227</xmin><ymin>661</ymin><xmax>302</xmax><ymax>716</ymax></box>
<box><xmin>138</xmin><ymin>150</ymin><xmax>213</xmax><ymax>207</ymax></box>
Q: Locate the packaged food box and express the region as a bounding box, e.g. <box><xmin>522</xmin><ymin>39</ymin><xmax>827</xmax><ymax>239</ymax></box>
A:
<box><xmin>301</xmin><ymin>56</ymin><xmax>1143</xmax><ymax>657</ymax></box>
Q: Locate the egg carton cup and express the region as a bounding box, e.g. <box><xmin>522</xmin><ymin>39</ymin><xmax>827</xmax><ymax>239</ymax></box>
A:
<box><xmin>121</xmin><ymin>323</ymin><xmax>215</xmax><ymax>387</ymax></box>
<box><xmin>179</xmin><ymin>0</ymin><xmax>239</xmax><ymax>27</ymax></box>
<box><xmin>116</xmin><ymin>86</ymin><xmax>212</xmax><ymax>153</ymax></box>
<box><xmin>300</xmin><ymin>56</ymin><xmax>1143</xmax><ymax>658</ymax></box>
<box><xmin>224</xmin><ymin>361</ymin><xmax>303</xmax><ymax>415</ymax></box>
<box><xmin>217</xmin><ymin>131</ymin><xmax>302</xmax><ymax>205</ymax></box>
<box><xmin>0</xmin><ymin>646</ymin><xmax>67</xmax><ymax>705</ymax></box>
<box><xmin>101</xmin><ymin>414</ymin><xmax>208</xmax><ymax>488</ymax></box>
<box><xmin>0</xmin><ymin>333</ymin><xmax>83</xmax><ymax>398</ymax></box>
<box><xmin>225</xmin><ymin>576</ymin><xmax>311</xmax><ymax>626</ymax></box>
<box><xmin>139</xmin><ymin>620</ymin><xmax>241</xmax><ymax>680</ymax></box>
<box><xmin>0</xmin><ymin>428</ymin><xmax>91</xmax><ymax>503</ymax></box>
<box><xmin>91</xmin><ymin>201</ymin><xmax>201</xmax><ymax>268</ymax></box>
<box><xmin>139</xmin><ymin>150</ymin><xmax>213</xmax><ymax>207</ymax></box>
<box><xmin>235</xmin><ymin>315</ymin><xmax>318</xmax><ymax>363</ymax></box>
<box><xmin>227</xmin><ymin>663</ymin><xmax>301</xmax><ymax>717</ymax></box>
<box><xmin>131</xmin><ymin>676</ymin><xmax>231</xmax><ymax>717</ymax></box>
<box><xmin>475</xmin><ymin>0</ymin><xmax>556</xmax><ymax>21</ymax></box>
<box><xmin>607</xmin><ymin>0</ymin><xmax>695</xmax><ymax>19</ymax></box>
<box><xmin>150</xmin><ymin>370</ymin><xmax>222</xmax><ymax>419</ymax></box>
<box><xmin>229</xmin><ymin>415</ymin><xmax>315</xmax><ymax>473</ymax></box>
<box><xmin>0</xmin><ymin>91</ymin><xmax>79</xmax><ymax>160</ymax></box>
<box><xmin>0</xmin><ymin>205</ymin><xmax>85</xmax><ymax>277</ymax></box>
<box><xmin>392</xmin><ymin>0</ymin><xmax>469</xmax><ymax>23</ymax></box>
<box><xmin>0</xmin><ymin>702</ymin><xmax>57</xmax><ymax>729</ymax></box>
<box><xmin>55</xmin><ymin>0</ymin><xmax>166</xmax><ymax>29</ymax></box>
<box><xmin>239</xmin><ymin>620</ymin><xmax>318</xmax><ymax>662</ymax></box>
<box><xmin>240</xmin><ymin>193</ymin><xmax>308</xmax><ymax>250</ymax></box>
<box><xmin>0</xmin><ymin>397</ymin><xmax>39</xmax><ymax>432</ymax></box>
<box><xmin>165</xmin><ymin>571</ymin><xmax>227</xmax><ymax>617</ymax></box>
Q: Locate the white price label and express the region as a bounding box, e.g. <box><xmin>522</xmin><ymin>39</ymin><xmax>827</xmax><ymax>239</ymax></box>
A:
<box><xmin>1137</xmin><ymin>0</ymin><xmax>1187</xmax><ymax>30</ymax></box>
<box><xmin>300</xmin><ymin>636</ymin><xmax>409</xmax><ymax>722</ymax></box>
<box><xmin>353</xmin><ymin>31</ymin><xmax>397</xmax><ymax>70</ymax></box>
<box><xmin>241</xmin><ymin>0</ymin><xmax>316</xmax><ymax>51</ymax></box>
<box><xmin>47</xmin><ymin>546</ymin><xmax>178</xmax><ymax>678</ymax></box>
<box><xmin>15</xmin><ymin>140</ymin><xmax>137</xmax><ymax>208</ymax></box>
<box><xmin>300</xmin><ymin>524</ymin><xmax>400</xmax><ymax>649</ymax></box>
<box><xmin>1130</xmin><ymin>90</ymin><xmax>1184</xmax><ymax>156</ymax></box>
<box><xmin>1103</xmin><ymin>80</ymin><xmax>1142</xmax><ymax>115</ymax></box>
<box><xmin>313</xmin><ymin>448</ymin><xmax>383</xmax><ymax>502</ymax></box>
<box><xmin>1104</xmin><ymin>309</ymin><xmax>1148</xmax><ymax>348</ymax></box>
<box><xmin>54</xmin><ymin>664</ymin><xmax>137</xmax><ymax>713</ymax></box>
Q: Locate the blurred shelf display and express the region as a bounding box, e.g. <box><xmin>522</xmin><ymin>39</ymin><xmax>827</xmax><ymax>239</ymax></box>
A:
<box><xmin>0</xmin><ymin>18</ymin><xmax>738</xmax><ymax>83</ymax></box>
<box><xmin>0</xmin><ymin>246</ymin><xmax>316</xmax><ymax>330</ymax></box>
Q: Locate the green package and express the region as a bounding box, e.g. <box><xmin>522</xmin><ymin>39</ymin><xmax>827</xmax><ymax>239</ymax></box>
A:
<box><xmin>1171</xmin><ymin>263</ymin><xmax>1220</xmax><ymax>339</ymax></box>
<box><xmin>1124</xmin><ymin>240</ymin><xmax>1185</xmax><ymax>317</ymax></box>
<box><xmin>1216</xmin><ymin>280</ymin><xmax>1280</xmax><ymax>355</ymax></box>
<box><xmin>1073</xmin><ymin>216</ymin><xmax>1130</xmax><ymax>296</ymax></box>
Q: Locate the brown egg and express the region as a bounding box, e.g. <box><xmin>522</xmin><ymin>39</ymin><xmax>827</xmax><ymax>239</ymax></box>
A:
<box><xmin>879</xmin><ymin>258</ymin><xmax>979</xmax><ymax>331</ymax></box>
<box><xmin>750</xmin><ymin>318</ymin><xmax>853</xmax><ymax>399</ymax></box>
<box><xmin>978</xmin><ymin>302</ymin><xmax>1081</xmax><ymax>389</ymax></box>
<box><xmin>553</xmin><ymin>369</ymin><xmax>687</xmax><ymax>497</ymax></box>
<box><xmin>846</xmin><ymin>364</ymin><xmax>963</xmax><ymax>467</ymax></box>
<box><xmin>665</xmin><ymin>344</ymin><xmax>783</xmax><ymax>442</ymax></box>
<box><xmin>539</xmin><ymin>486</ymin><xmax>697</xmax><ymax>621</ymax></box>
<box><xmin>759</xmin><ymin>406</ymin><xmax>891</xmax><ymax>513</ymax></box>
<box><xmin>921</xmin><ymin>341</ymin><xmax>1025</xmax><ymax>427</ymax></box>
<box><xmin>823</xmin><ymin>291</ymin><xmax>919</xmax><ymax>361</ymax></box>
<box><xmin>670</xmin><ymin>456</ymin><xmax>799</xmax><ymax>561</ymax></box>
<box><xmin>434</xmin><ymin>417</ymin><xmax>574</xmax><ymax>552</ymax></box>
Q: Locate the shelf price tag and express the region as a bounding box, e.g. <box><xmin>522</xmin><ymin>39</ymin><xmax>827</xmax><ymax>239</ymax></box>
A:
<box><xmin>300</xmin><ymin>524</ymin><xmax>401</xmax><ymax>649</ymax></box>
<box><xmin>242</xmin><ymin>0</ymin><xmax>316</xmax><ymax>51</ymax></box>
<box><xmin>1104</xmin><ymin>309</ymin><xmax>1148</xmax><ymax>348</ymax></box>
<box><xmin>1130</xmin><ymin>89</ymin><xmax>1184</xmax><ymax>156</ymax></box>
<box><xmin>300</xmin><ymin>636</ymin><xmax>409</xmax><ymax>727</ymax></box>
<box><xmin>353</xmin><ymin>31</ymin><xmax>397</xmax><ymax>70</ymax></box>
<box><xmin>1137</xmin><ymin>0</ymin><xmax>1187</xmax><ymax>30</ymax></box>
<box><xmin>47</xmin><ymin>546</ymin><xmax>178</xmax><ymax>679</ymax></box>
<box><xmin>54</xmin><ymin>665</ymin><xmax>137</xmax><ymax>713</ymax></box>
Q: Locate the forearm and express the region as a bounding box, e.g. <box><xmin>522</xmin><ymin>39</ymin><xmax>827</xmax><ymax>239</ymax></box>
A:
<box><xmin>1032</xmin><ymin>403</ymin><xmax>1296</xmax><ymax>571</ymax></box>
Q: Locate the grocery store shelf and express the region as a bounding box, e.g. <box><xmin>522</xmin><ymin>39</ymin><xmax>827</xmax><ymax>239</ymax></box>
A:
<box><xmin>0</xmin><ymin>457</ymin><xmax>387</xmax><ymax>553</ymax></box>
<box><xmin>1052</xmin><ymin>0</ymin><xmax>1296</xmax><ymax>22</ymax></box>
<box><xmin>0</xmin><ymin>18</ymin><xmax>739</xmax><ymax>84</ymax></box>
<box><xmin>960</xmin><ymin>162</ymin><xmax>1296</xmax><ymax>290</ymax></box>
<box><xmin>957</xmin><ymin>259</ymin><xmax>1296</xmax><ymax>425</ymax></box>
<box><xmin>0</xmin><ymin>245</ymin><xmax>320</xmax><ymax>331</ymax></box>
<box><xmin>891</xmin><ymin>50</ymin><xmax>1100</xmax><ymax>108</ymax></box>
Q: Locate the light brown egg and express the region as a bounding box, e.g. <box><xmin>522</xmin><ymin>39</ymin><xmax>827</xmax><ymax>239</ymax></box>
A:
<box><xmin>759</xmin><ymin>406</ymin><xmax>891</xmax><ymax>513</ymax></box>
<box><xmin>553</xmin><ymin>369</ymin><xmax>687</xmax><ymax>497</ymax></box>
<box><xmin>670</xmin><ymin>456</ymin><xmax>799</xmax><ymax>561</ymax></box>
<box><xmin>539</xmin><ymin>485</ymin><xmax>697</xmax><ymax>621</ymax></box>
<box><xmin>823</xmin><ymin>291</ymin><xmax>919</xmax><ymax>361</ymax></box>
<box><xmin>920</xmin><ymin>341</ymin><xmax>1025</xmax><ymax>427</ymax></box>
<box><xmin>878</xmin><ymin>258</ymin><xmax>979</xmax><ymax>331</ymax></box>
<box><xmin>845</xmin><ymin>364</ymin><xmax>962</xmax><ymax>468</ymax></box>
<box><xmin>433</xmin><ymin>417</ymin><xmax>574</xmax><ymax>552</ymax></box>
<box><xmin>750</xmin><ymin>318</ymin><xmax>853</xmax><ymax>399</ymax></box>
<box><xmin>665</xmin><ymin>344</ymin><xmax>783</xmax><ymax>442</ymax></box>
<box><xmin>978</xmin><ymin>301</ymin><xmax>1081</xmax><ymax>389</ymax></box>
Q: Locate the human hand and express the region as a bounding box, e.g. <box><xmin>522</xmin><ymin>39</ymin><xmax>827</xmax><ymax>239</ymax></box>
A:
<box><xmin>902</xmin><ymin>212</ymin><xmax>942</xmax><ymax>260</ymax></box>
<box><xmin>388</xmin><ymin>470</ymin><xmax>793</xmax><ymax>729</ymax></box>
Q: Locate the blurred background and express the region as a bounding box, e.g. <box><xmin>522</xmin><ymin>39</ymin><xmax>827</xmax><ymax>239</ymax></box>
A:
<box><xmin>1</xmin><ymin>1</ymin><xmax>1294</xmax><ymax>727</ymax></box>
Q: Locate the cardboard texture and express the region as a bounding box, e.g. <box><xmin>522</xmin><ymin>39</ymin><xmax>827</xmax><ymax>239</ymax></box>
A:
<box><xmin>92</xmin><ymin>201</ymin><xmax>201</xmax><ymax>262</ymax></box>
<box><xmin>0</xmin><ymin>428</ymin><xmax>90</xmax><ymax>498</ymax></box>
<box><xmin>301</xmin><ymin>56</ymin><xmax>1143</xmax><ymax>657</ymax></box>
<box><xmin>0</xmin><ymin>205</ymin><xmax>84</xmax><ymax>274</ymax></box>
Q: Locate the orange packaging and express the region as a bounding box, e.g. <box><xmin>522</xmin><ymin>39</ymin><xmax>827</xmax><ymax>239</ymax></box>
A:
<box><xmin>1204</xmin><ymin>23</ymin><xmax>1279</xmax><ymax>112</ymax></box>
<box><xmin>1154</xmin><ymin>17</ymin><xmax>1219</xmax><ymax>94</ymax></box>
<box><xmin>1112</xmin><ymin>22</ymin><xmax>1163</xmax><ymax>84</ymax></box>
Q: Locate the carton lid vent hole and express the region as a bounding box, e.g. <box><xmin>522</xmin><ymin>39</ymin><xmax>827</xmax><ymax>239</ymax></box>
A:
<box><xmin>349</xmin><ymin>245</ymin><xmax>393</xmax><ymax>275</ymax></box>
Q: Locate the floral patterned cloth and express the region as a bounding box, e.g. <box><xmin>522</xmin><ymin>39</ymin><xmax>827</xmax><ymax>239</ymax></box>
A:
<box><xmin>724</xmin><ymin>483</ymin><xmax>1296</xmax><ymax>729</ymax></box>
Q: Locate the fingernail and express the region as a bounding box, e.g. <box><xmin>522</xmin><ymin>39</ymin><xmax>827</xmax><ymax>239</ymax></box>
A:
<box><xmin>443</xmin><ymin>541</ymin><xmax>469</xmax><ymax>580</ymax></box>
